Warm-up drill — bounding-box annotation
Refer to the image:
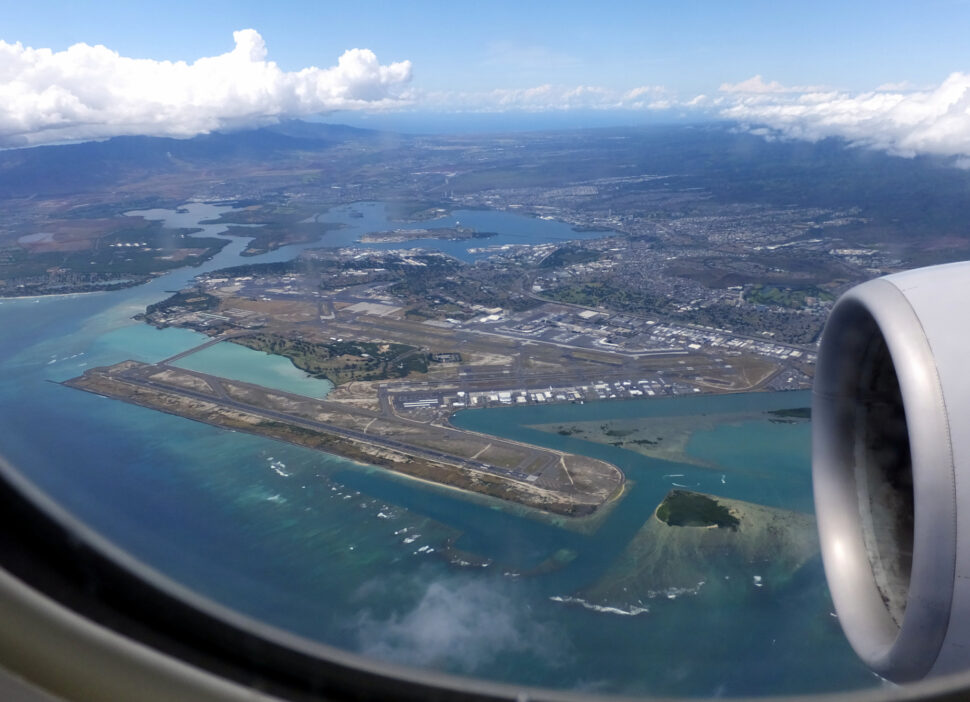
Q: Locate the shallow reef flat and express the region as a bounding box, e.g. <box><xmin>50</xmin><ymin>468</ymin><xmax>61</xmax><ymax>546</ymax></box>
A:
<box><xmin>529</xmin><ymin>413</ymin><xmax>756</xmax><ymax>468</ymax></box>
<box><xmin>581</xmin><ymin>490</ymin><xmax>818</xmax><ymax>608</ymax></box>
<box><xmin>530</xmin><ymin>408</ymin><xmax>809</xmax><ymax>470</ymax></box>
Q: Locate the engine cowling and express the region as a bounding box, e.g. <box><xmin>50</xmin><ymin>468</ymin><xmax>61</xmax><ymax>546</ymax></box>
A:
<box><xmin>814</xmin><ymin>261</ymin><xmax>970</xmax><ymax>682</ymax></box>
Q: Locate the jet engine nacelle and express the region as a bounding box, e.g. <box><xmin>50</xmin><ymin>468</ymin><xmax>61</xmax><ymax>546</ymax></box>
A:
<box><xmin>814</xmin><ymin>261</ymin><xmax>970</xmax><ymax>682</ymax></box>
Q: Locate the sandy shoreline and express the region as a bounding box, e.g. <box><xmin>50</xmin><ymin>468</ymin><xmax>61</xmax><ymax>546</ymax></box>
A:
<box><xmin>0</xmin><ymin>289</ymin><xmax>112</xmax><ymax>301</ymax></box>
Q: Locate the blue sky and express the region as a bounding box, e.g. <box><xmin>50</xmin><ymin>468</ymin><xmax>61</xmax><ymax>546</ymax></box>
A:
<box><xmin>4</xmin><ymin>0</ymin><xmax>970</xmax><ymax>152</ymax></box>
<box><xmin>4</xmin><ymin>0</ymin><xmax>970</xmax><ymax>96</ymax></box>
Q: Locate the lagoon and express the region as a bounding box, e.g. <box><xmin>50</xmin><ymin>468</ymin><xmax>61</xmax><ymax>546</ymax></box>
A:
<box><xmin>171</xmin><ymin>341</ymin><xmax>335</xmax><ymax>399</ymax></box>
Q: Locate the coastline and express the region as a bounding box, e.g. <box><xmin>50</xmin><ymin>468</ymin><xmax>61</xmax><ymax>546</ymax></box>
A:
<box><xmin>0</xmin><ymin>288</ymin><xmax>115</xmax><ymax>301</ymax></box>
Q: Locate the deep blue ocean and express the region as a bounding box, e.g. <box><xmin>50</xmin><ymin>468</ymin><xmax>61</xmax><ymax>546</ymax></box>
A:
<box><xmin>0</xmin><ymin>203</ymin><xmax>877</xmax><ymax>697</ymax></box>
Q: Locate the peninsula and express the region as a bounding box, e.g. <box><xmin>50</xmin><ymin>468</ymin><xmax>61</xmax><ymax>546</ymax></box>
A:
<box><xmin>358</xmin><ymin>226</ymin><xmax>496</xmax><ymax>243</ymax></box>
<box><xmin>65</xmin><ymin>354</ymin><xmax>624</xmax><ymax>517</ymax></box>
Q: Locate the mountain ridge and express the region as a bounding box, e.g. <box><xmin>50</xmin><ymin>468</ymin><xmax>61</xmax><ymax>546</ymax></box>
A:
<box><xmin>0</xmin><ymin>121</ymin><xmax>388</xmax><ymax>197</ymax></box>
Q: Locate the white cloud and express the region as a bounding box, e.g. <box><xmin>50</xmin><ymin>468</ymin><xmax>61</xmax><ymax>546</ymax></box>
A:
<box><xmin>719</xmin><ymin>73</ymin><xmax>970</xmax><ymax>158</ymax></box>
<box><xmin>720</xmin><ymin>75</ymin><xmax>789</xmax><ymax>94</ymax></box>
<box><xmin>0</xmin><ymin>29</ymin><xmax>412</xmax><ymax>147</ymax></box>
<box><xmin>624</xmin><ymin>86</ymin><xmax>658</xmax><ymax>101</ymax></box>
<box><xmin>422</xmin><ymin>83</ymin><xmax>667</xmax><ymax>112</ymax></box>
<box><xmin>876</xmin><ymin>80</ymin><xmax>918</xmax><ymax>92</ymax></box>
<box><xmin>14</xmin><ymin>28</ymin><xmax>968</xmax><ymax>163</ymax></box>
<box><xmin>719</xmin><ymin>74</ymin><xmax>828</xmax><ymax>95</ymax></box>
<box><xmin>353</xmin><ymin>576</ymin><xmax>564</xmax><ymax>673</ymax></box>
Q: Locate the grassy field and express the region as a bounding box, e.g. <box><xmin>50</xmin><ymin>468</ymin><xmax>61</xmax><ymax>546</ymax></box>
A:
<box><xmin>231</xmin><ymin>333</ymin><xmax>429</xmax><ymax>385</ymax></box>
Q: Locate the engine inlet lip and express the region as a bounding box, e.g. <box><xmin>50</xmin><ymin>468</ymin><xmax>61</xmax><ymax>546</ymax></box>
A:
<box><xmin>813</xmin><ymin>278</ymin><xmax>956</xmax><ymax>682</ymax></box>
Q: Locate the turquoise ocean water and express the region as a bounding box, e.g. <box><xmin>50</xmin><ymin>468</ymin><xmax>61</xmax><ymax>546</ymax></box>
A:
<box><xmin>0</xmin><ymin>203</ymin><xmax>876</xmax><ymax>697</ymax></box>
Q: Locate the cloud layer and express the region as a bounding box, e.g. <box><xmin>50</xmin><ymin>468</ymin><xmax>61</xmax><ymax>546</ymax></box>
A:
<box><xmin>717</xmin><ymin>73</ymin><xmax>970</xmax><ymax>160</ymax></box>
<box><xmin>0</xmin><ymin>29</ymin><xmax>412</xmax><ymax>147</ymax></box>
<box><xmin>6</xmin><ymin>27</ymin><xmax>970</xmax><ymax>162</ymax></box>
<box><xmin>422</xmin><ymin>84</ymin><xmax>668</xmax><ymax>113</ymax></box>
<box><xmin>427</xmin><ymin>72</ymin><xmax>970</xmax><ymax>162</ymax></box>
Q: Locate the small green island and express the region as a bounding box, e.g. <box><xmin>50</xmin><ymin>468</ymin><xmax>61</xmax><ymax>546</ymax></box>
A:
<box><xmin>656</xmin><ymin>489</ymin><xmax>740</xmax><ymax>530</ymax></box>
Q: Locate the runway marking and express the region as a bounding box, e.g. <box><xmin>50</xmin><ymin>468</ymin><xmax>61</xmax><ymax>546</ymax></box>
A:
<box><xmin>560</xmin><ymin>456</ymin><xmax>576</xmax><ymax>487</ymax></box>
<box><xmin>471</xmin><ymin>443</ymin><xmax>492</xmax><ymax>460</ymax></box>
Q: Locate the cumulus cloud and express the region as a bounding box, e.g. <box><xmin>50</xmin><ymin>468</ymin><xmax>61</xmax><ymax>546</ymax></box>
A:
<box><xmin>0</xmin><ymin>29</ymin><xmax>412</xmax><ymax>147</ymax></box>
<box><xmin>716</xmin><ymin>73</ymin><xmax>970</xmax><ymax>159</ymax></box>
<box><xmin>354</xmin><ymin>576</ymin><xmax>564</xmax><ymax>674</ymax></box>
